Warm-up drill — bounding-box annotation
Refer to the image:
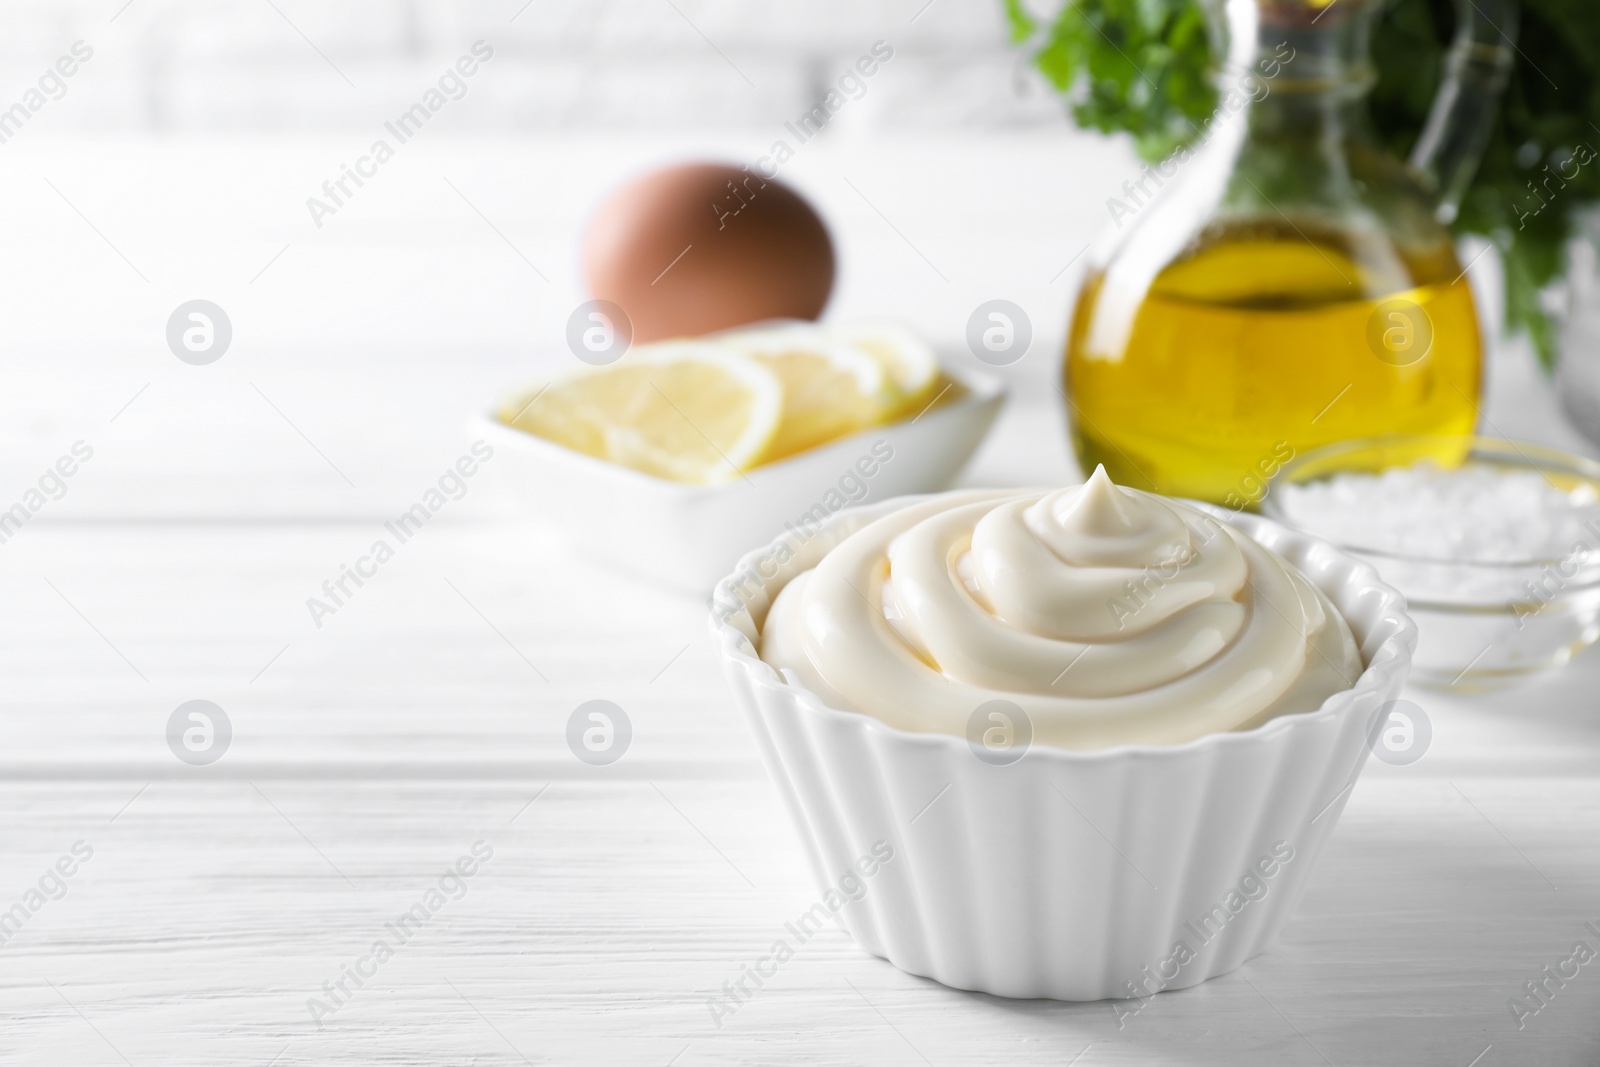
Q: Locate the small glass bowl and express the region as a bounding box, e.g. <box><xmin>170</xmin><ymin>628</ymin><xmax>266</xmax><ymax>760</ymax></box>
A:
<box><xmin>1262</xmin><ymin>434</ymin><xmax>1600</xmax><ymax>690</ymax></box>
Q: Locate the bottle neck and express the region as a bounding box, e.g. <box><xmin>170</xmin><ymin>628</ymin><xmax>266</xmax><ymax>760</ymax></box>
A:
<box><xmin>1225</xmin><ymin>1</ymin><xmax>1378</xmax><ymax>139</ymax></box>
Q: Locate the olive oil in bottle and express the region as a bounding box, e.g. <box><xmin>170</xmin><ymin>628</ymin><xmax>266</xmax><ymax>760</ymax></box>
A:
<box><xmin>1065</xmin><ymin>221</ymin><xmax>1480</xmax><ymax>504</ymax></box>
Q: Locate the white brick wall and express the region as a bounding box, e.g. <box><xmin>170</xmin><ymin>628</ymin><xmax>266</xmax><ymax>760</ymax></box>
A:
<box><xmin>0</xmin><ymin>0</ymin><xmax>1064</xmax><ymax>131</ymax></box>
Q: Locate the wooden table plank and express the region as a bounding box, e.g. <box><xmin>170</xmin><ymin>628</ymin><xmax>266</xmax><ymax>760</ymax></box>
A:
<box><xmin>2</xmin><ymin>778</ymin><xmax>1597</xmax><ymax>1066</ymax></box>
<box><xmin>4</xmin><ymin>508</ymin><xmax>1600</xmax><ymax>775</ymax></box>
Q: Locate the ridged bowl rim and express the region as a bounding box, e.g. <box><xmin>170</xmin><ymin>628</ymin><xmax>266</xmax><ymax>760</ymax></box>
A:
<box><xmin>708</xmin><ymin>491</ymin><xmax>1419</xmax><ymax>765</ymax></box>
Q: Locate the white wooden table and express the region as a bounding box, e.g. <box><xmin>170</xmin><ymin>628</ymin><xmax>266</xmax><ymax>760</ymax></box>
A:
<box><xmin>2</xmin><ymin>135</ymin><xmax>1598</xmax><ymax>1066</ymax></box>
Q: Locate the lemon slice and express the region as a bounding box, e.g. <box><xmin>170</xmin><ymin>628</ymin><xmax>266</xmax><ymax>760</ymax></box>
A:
<box><xmin>833</xmin><ymin>323</ymin><xmax>944</xmax><ymax>417</ymax></box>
<box><xmin>500</xmin><ymin>343</ymin><xmax>783</xmax><ymax>484</ymax></box>
<box><xmin>732</xmin><ymin>325</ymin><xmax>897</xmax><ymax>463</ymax></box>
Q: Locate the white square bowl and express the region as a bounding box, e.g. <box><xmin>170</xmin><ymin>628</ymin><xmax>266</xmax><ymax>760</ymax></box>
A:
<box><xmin>476</xmin><ymin>369</ymin><xmax>1005</xmax><ymax>593</ymax></box>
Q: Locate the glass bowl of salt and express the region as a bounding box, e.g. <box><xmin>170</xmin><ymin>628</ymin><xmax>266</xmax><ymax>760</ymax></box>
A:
<box><xmin>1263</xmin><ymin>434</ymin><xmax>1600</xmax><ymax>690</ymax></box>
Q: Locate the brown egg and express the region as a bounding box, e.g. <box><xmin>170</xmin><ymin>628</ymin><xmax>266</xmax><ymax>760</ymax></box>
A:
<box><xmin>581</xmin><ymin>162</ymin><xmax>835</xmax><ymax>342</ymax></box>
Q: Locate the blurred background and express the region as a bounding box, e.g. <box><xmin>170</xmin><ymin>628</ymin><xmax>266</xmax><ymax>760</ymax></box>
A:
<box><xmin>0</xmin><ymin>0</ymin><xmax>1109</xmax><ymax>341</ymax></box>
<box><xmin>0</xmin><ymin>0</ymin><xmax>1151</xmax><ymax>519</ymax></box>
<box><xmin>4</xmin><ymin>0</ymin><xmax>1058</xmax><ymax>132</ymax></box>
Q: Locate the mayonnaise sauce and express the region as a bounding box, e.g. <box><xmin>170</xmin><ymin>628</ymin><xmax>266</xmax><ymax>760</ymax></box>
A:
<box><xmin>760</xmin><ymin>466</ymin><xmax>1361</xmax><ymax>749</ymax></box>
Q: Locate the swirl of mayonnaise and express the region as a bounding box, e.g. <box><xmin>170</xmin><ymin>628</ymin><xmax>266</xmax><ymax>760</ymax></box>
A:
<box><xmin>759</xmin><ymin>467</ymin><xmax>1361</xmax><ymax>749</ymax></box>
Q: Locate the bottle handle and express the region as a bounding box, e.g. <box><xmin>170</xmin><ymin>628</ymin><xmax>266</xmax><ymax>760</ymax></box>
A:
<box><xmin>1407</xmin><ymin>0</ymin><xmax>1517</xmax><ymax>223</ymax></box>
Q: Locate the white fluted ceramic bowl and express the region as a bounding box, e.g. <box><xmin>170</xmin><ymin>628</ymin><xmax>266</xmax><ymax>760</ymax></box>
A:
<box><xmin>708</xmin><ymin>493</ymin><xmax>1417</xmax><ymax>1001</ymax></box>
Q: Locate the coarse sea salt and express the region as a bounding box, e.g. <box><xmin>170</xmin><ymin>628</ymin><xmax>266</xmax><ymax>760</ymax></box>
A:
<box><xmin>1274</xmin><ymin>463</ymin><xmax>1600</xmax><ymax>563</ymax></box>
